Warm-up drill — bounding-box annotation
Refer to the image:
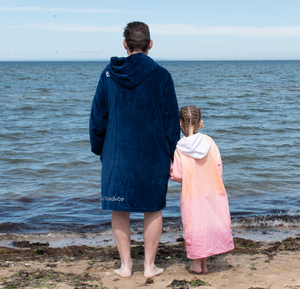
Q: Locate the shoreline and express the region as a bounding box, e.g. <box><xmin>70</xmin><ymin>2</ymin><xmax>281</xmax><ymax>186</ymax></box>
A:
<box><xmin>1</xmin><ymin>215</ymin><xmax>300</xmax><ymax>249</ymax></box>
<box><xmin>1</xmin><ymin>226</ymin><xmax>300</xmax><ymax>249</ymax></box>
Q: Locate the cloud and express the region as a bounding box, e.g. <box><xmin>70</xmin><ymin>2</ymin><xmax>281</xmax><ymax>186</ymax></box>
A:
<box><xmin>12</xmin><ymin>24</ymin><xmax>123</xmax><ymax>32</ymax></box>
<box><xmin>10</xmin><ymin>48</ymin><xmax>16</xmax><ymax>52</ymax></box>
<box><xmin>150</xmin><ymin>24</ymin><xmax>300</xmax><ymax>37</ymax></box>
<box><xmin>247</xmin><ymin>0</ymin><xmax>271</xmax><ymax>2</ymax></box>
<box><xmin>0</xmin><ymin>6</ymin><xmax>171</xmax><ymax>15</ymax></box>
<box><xmin>76</xmin><ymin>49</ymin><xmax>105</xmax><ymax>53</ymax></box>
<box><xmin>10</xmin><ymin>23</ymin><xmax>300</xmax><ymax>37</ymax></box>
<box><xmin>0</xmin><ymin>6</ymin><xmax>129</xmax><ymax>13</ymax></box>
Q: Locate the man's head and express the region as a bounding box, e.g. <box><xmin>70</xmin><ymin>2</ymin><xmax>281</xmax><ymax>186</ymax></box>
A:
<box><xmin>123</xmin><ymin>21</ymin><xmax>153</xmax><ymax>55</ymax></box>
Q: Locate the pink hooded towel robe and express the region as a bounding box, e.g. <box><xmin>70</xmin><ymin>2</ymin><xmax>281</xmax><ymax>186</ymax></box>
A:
<box><xmin>170</xmin><ymin>133</ymin><xmax>234</xmax><ymax>259</ymax></box>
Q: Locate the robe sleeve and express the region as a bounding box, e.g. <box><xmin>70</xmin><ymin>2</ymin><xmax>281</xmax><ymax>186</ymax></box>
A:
<box><xmin>89</xmin><ymin>73</ymin><xmax>108</xmax><ymax>156</ymax></box>
<box><xmin>164</xmin><ymin>74</ymin><xmax>180</xmax><ymax>161</ymax></box>
<box><xmin>170</xmin><ymin>149</ymin><xmax>182</xmax><ymax>183</ymax></box>
<box><xmin>212</xmin><ymin>137</ymin><xmax>223</xmax><ymax>178</ymax></box>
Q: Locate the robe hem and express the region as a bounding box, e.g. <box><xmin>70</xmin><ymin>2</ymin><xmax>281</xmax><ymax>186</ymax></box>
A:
<box><xmin>102</xmin><ymin>204</ymin><xmax>166</xmax><ymax>212</ymax></box>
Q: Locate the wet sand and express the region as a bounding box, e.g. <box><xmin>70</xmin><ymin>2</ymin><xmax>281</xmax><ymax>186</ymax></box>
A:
<box><xmin>1</xmin><ymin>229</ymin><xmax>300</xmax><ymax>289</ymax></box>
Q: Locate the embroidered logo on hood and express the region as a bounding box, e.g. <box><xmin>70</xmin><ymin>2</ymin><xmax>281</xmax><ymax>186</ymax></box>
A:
<box><xmin>177</xmin><ymin>133</ymin><xmax>211</xmax><ymax>159</ymax></box>
<box><xmin>106</xmin><ymin>71</ymin><xmax>110</xmax><ymax>77</ymax></box>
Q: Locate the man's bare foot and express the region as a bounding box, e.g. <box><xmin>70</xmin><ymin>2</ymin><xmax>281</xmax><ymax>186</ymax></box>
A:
<box><xmin>144</xmin><ymin>264</ymin><xmax>164</xmax><ymax>278</ymax></box>
<box><xmin>189</xmin><ymin>261</ymin><xmax>202</xmax><ymax>274</ymax></box>
<box><xmin>115</xmin><ymin>262</ymin><xmax>132</xmax><ymax>278</ymax></box>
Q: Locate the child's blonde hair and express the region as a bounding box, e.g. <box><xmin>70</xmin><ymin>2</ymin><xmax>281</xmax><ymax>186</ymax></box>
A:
<box><xmin>179</xmin><ymin>106</ymin><xmax>201</xmax><ymax>137</ymax></box>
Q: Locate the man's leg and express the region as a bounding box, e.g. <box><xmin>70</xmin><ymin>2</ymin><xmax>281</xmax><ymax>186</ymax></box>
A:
<box><xmin>111</xmin><ymin>211</ymin><xmax>132</xmax><ymax>277</ymax></box>
<box><xmin>143</xmin><ymin>210</ymin><xmax>164</xmax><ymax>278</ymax></box>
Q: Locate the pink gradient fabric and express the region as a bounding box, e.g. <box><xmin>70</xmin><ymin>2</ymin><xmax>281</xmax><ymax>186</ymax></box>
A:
<box><xmin>170</xmin><ymin>135</ymin><xmax>234</xmax><ymax>259</ymax></box>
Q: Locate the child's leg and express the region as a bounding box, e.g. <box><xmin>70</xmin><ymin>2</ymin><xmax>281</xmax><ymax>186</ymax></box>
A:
<box><xmin>189</xmin><ymin>259</ymin><xmax>202</xmax><ymax>273</ymax></box>
<box><xmin>201</xmin><ymin>258</ymin><xmax>208</xmax><ymax>274</ymax></box>
<box><xmin>189</xmin><ymin>258</ymin><xmax>208</xmax><ymax>274</ymax></box>
<box><xmin>111</xmin><ymin>211</ymin><xmax>132</xmax><ymax>277</ymax></box>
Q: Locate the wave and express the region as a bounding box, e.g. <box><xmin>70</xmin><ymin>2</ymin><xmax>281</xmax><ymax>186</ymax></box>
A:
<box><xmin>0</xmin><ymin>222</ymin><xmax>32</xmax><ymax>233</ymax></box>
<box><xmin>1</xmin><ymin>213</ymin><xmax>300</xmax><ymax>236</ymax></box>
<box><xmin>232</xmin><ymin>211</ymin><xmax>300</xmax><ymax>228</ymax></box>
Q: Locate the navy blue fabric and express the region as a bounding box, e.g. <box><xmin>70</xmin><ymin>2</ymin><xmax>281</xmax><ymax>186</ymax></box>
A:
<box><xmin>89</xmin><ymin>53</ymin><xmax>180</xmax><ymax>212</ymax></box>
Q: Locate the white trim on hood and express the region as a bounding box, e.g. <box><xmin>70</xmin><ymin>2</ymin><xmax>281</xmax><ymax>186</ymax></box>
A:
<box><xmin>177</xmin><ymin>133</ymin><xmax>211</xmax><ymax>159</ymax></box>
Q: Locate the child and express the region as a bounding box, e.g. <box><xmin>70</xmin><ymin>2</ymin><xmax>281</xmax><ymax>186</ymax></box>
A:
<box><xmin>170</xmin><ymin>106</ymin><xmax>234</xmax><ymax>274</ymax></box>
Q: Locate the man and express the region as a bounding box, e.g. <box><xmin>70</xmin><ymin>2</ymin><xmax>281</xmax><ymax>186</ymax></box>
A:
<box><xmin>89</xmin><ymin>21</ymin><xmax>180</xmax><ymax>278</ymax></box>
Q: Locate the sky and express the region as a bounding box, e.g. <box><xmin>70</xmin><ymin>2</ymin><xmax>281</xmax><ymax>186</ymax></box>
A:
<box><xmin>1</xmin><ymin>0</ymin><xmax>300</xmax><ymax>61</ymax></box>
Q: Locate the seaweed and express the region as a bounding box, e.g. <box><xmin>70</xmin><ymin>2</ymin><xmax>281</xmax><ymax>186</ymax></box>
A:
<box><xmin>168</xmin><ymin>278</ymin><xmax>209</xmax><ymax>288</ymax></box>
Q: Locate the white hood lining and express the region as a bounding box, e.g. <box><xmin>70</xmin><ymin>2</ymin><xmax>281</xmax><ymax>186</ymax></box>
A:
<box><xmin>176</xmin><ymin>133</ymin><xmax>211</xmax><ymax>159</ymax></box>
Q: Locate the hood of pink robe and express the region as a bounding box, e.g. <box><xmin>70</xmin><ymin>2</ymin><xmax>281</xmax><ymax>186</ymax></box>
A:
<box><xmin>177</xmin><ymin>133</ymin><xmax>211</xmax><ymax>159</ymax></box>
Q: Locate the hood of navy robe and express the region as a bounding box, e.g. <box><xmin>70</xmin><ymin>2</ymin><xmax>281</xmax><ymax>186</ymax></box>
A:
<box><xmin>89</xmin><ymin>53</ymin><xmax>180</xmax><ymax>212</ymax></box>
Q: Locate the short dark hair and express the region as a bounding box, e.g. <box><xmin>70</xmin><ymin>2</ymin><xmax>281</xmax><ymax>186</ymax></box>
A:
<box><xmin>123</xmin><ymin>21</ymin><xmax>151</xmax><ymax>53</ymax></box>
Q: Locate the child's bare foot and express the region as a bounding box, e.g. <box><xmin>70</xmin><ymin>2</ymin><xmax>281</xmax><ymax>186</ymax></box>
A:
<box><xmin>115</xmin><ymin>262</ymin><xmax>132</xmax><ymax>278</ymax></box>
<box><xmin>144</xmin><ymin>264</ymin><xmax>164</xmax><ymax>278</ymax></box>
<box><xmin>201</xmin><ymin>266</ymin><xmax>208</xmax><ymax>274</ymax></box>
<box><xmin>189</xmin><ymin>260</ymin><xmax>202</xmax><ymax>273</ymax></box>
<box><xmin>201</xmin><ymin>258</ymin><xmax>208</xmax><ymax>274</ymax></box>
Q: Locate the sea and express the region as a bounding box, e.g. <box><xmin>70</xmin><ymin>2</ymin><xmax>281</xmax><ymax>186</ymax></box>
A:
<box><xmin>0</xmin><ymin>60</ymin><xmax>300</xmax><ymax>241</ymax></box>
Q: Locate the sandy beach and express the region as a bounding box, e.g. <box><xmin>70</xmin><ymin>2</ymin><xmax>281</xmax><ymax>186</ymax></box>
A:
<box><xmin>1</xmin><ymin>232</ymin><xmax>300</xmax><ymax>289</ymax></box>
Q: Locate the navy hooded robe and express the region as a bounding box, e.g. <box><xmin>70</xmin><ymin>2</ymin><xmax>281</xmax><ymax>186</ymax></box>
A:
<box><xmin>89</xmin><ymin>53</ymin><xmax>180</xmax><ymax>212</ymax></box>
